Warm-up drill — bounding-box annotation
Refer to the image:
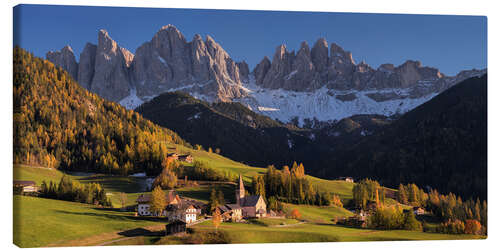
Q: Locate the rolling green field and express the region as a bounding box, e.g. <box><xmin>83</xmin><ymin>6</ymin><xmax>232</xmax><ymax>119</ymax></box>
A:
<box><xmin>13</xmin><ymin>195</ymin><xmax>166</xmax><ymax>248</ymax></box>
<box><xmin>14</xmin><ymin>165</ymin><xmax>148</xmax><ymax>207</ymax></box>
<box><xmin>161</xmin><ymin>142</ymin><xmax>358</xmax><ymax>200</ymax></box>
<box><xmin>180</xmin><ymin>220</ymin><xmax>483</xmax><ymax>244</ymax></box>
<box><xmin>13</xmin><ymin>152</ymin><xmax>484</xmax><ymax>247</ymax></box>
<box><xmin>283</xmin><ymin>204</ymin><xmax>353</xmax><ymax>223</ymax></box>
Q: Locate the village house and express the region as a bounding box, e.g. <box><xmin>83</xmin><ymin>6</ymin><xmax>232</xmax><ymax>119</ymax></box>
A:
<box><xmin>336</xmin><ymin>177</ymin><xmax>354</xmax><ymax>183</ymax></box>
<box><xmin>167</xmin><ymin>203</ymin><xmax>198</xmax><ymax>224</ymax></box>
<box><xmin>13</xmin><ymin>180</ymin><xmax>37</xmax><ymax>193</ymax></box>
<box><xmin>413</xmin><ymin>207</ymin><xmax>425</xmax><ymax>215</ymax></box>
<box><xmin>167</xmin><ymin>153</ymin><xmax>179</xmax><ymax>161</ymax></box>
<box><xmin>235</xmin><ymin>174</ymin><xmax>267</xmax><ymax>218</ymax></box>
<box><xmin>216</xmin><ymin>204</ymin><xmax>243</xmax><ymax>222</ymax></box>
<box><xmin>178</xmin><ymin>154</ymin><xmax>193</xmax><ymax>163</ymax></box>
<box><xmin>136</xmin><ymin>190</ymin><xmax>181</xmax><ymax>216</ymax></box>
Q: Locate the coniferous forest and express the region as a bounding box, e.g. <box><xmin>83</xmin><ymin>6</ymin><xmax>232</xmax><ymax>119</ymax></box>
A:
<box><xmin>13</xmin><ymin>47</ymin><xmax>189</xmax><ymax>176</ymax></box>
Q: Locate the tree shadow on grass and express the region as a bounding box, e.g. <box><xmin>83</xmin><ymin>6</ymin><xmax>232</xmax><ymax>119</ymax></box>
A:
<box><xmin>118</xmin><ymin>228</ymin><xmax>164</xmax><ymax>237</ymax></box>
<box><xmin>54</xmin><ymin>210</ymin><xmax>167</xmax><ymax>223</ymax></box>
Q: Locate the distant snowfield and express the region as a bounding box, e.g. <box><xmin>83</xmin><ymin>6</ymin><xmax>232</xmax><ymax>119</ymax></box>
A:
<box><xmin>237</xmin><ymin>76</ymin><xmax>438</xmax><ymax>126</ymax></box>
<box><xmin>119</xmin><ymin>76</ymin><xmax>439</xmax><ymax>126</ymax></box>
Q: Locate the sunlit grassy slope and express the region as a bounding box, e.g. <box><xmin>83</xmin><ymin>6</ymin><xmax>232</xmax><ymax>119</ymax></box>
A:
<box><xmin>13</xmin><ymin>195</ymin><xmax>165</xmax><ymax>248</ymax></box>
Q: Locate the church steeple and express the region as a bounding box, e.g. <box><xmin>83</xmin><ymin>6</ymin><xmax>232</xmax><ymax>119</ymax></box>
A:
<box><xmin>236</xmin><ymin>174</ymin><xmax>245</xmax><ymax>205</ymax></box>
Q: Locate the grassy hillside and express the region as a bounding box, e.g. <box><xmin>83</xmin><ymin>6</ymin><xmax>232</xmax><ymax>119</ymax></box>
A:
<box><xmin>283</xmin><ymin>204</ymin><xmax>353</xmax><ymax>223</ymax></box>
<box><xmin>14</xmin><ymin>164</ymin><xmax>72</xmax><ymax>184</ymax></box>
<box><xmin>13</xmin><ymin>195</ymin><xmax>165</xmax><ymax>247</ymax></box>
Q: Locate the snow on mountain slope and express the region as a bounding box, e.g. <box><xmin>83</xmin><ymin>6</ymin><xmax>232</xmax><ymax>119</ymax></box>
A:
<box><xmin>235</xmin><ymin>76</ymin><xmax>439</xmax><ymax>126</ymax></box>
<box><xmin>119</xmin><ymin>87</ymin><xmax>144</xmax><ymax>110</ymax></box>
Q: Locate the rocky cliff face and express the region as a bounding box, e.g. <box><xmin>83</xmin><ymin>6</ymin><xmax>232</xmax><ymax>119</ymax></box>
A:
<box><xmin>46</xmin><ymin>27</ymin><xmax>486</xmax><ymax>125</ymax></box>
<box><xmin>89</xmin><ymin>30</ymin><xmax>132</xmax><ymax>101</ymax></box>
<box><xmin>48</xmin><ymin>30</ymin><xmax>132</xmax><ymax>101</ymax></box>
<box><xmin>254</xmin><ymin>38</ymin><xmax>452</xmax><ymax>97</ymax></box>
<box><xmin>240</xmin><ymin>38</ymin><xmax>485</xmax><ymax>125</ymax></box>
<box><xmin>77</xmin><ymin>43</ymin><xmax>97</xmax><ymax>90</ymax></box>
<box><xmin>47</xmin><ymin>25</ymin><xmax>248</xmax><ymax>104</ymax></box>
<box><xmin>130</xmin><ymin>25</ymin><xmax>246</xmax><ymax>102</ymax></box>
<box><xmin>46</xmin><ymin>45</ymin><xmax>78</xmax><ymax>80</ymax></box>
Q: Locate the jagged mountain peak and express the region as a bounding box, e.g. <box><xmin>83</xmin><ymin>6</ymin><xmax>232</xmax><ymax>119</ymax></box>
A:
<box><xmin>46</xmin><ymin>27</ymin><xmax>486</xmax><ymax>126</ymax></box>
<box><xmin>46</xmin><ymin>45</ymin><xmax>78</xmax><ymax>80</ymax></box>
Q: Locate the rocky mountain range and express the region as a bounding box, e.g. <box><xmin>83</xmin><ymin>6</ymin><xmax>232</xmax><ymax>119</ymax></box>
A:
<box><xmin>46</xmin><ymin>24</ymin><xmax>486</xmax><ymax>125</ymax></box>
<box><xmin>46</xmin><ymin>25</ymin><xmax>247</xmax><ymax>106</ymax></box>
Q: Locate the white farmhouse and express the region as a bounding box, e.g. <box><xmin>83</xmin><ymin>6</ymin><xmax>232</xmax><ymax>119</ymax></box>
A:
<box><xmin>136</xmin><ymin>190</ymin><xmax>181</xmax><ymax>216</ymax></box>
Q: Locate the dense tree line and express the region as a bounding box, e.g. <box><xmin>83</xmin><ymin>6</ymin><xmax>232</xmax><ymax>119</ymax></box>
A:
<box><xmin>170</xmin><ymin>160</ymin><xmax>237</xmax><ymax>182</ymax></box>
<box><xmin>261</xmin><ymin>162</ymin><xmax>333</xmax><ymax>206</ymax></box>
<box><xmin>39</xmin><ymin>175</ymin><xmax>111</xmax><ymax>206</ymax></box>
<box><xmin>397</xmin><ymin>183</ymin><xmax>429</xmax><ymax>207</ymax></box>
<box><xmin>397</xmin><ymin>183</ymin><xmax>487</xmax><ymax>235</ymax></box>
<box><xmin>352</xmin><ymin>179</ymin><xmax>386</xmax><ymax>209</ymax></box>
<box><xmin>207</xmin><ymin>188</ymin><xmax>226</xmax><ymax>213</ymax></box>
<box><xmin>13</xmin><ymin>47</ymin><xmax>189</xmax><ymax>176</ymax></box>
<box><xmin>368</xmin><ymin>205</ymin><xmax>422</xmax><ymax>231</ymax></box>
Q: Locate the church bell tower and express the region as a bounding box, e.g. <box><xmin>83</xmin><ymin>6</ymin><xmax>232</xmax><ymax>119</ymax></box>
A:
<box><xmin>236</xmin><ymin>174</ymin><xmax>245</xmax><ymax>205</ymax></box>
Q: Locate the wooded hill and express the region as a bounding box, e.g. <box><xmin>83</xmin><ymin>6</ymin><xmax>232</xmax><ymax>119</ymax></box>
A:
<box><xmin>321</xmin><ymin>75</ymin><xmax>487</xmax><ymax>200</ymax></box>
<box><xmin>135</xmin><ymin>75</ymin><xmax>487</xmax><ymax>200</ymax></box>
<box><xmin>13</xmin><ymin>47</ymin><xmax>189</xmax><ymax>175</ymax></box>
<box><xmin>135</xmin><ymin>91</ymin><xmax>314</xmax><ymax>167</ymax></box>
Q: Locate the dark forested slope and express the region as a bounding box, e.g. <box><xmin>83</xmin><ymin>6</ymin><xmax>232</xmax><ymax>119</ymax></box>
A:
<box><xmin>321</xmin><ymin>74</ymin><xmax>487</xmax><ymax>200</ymax></box>
<box><xmin>13</xmin><ymin>47</ymin><xmax>188</xmax><ymax>175</ymax></box>
<box><xmin>135</xmin><ymin>91</ymin><xmax>313</xmax><ymax>167</ymax></box>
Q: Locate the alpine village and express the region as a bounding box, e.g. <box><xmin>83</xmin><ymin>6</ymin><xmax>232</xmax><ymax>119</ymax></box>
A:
<box><xmin>13</xmin><ymin>23</ymin><xmax>487</xmax><ymax>247</ymax></box>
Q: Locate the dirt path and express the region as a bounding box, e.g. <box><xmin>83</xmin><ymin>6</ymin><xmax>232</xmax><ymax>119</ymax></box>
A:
<box><xmin>97</xmin><ymin>236</ymin><xmax>137</xmax><ymax>246</ymax></box>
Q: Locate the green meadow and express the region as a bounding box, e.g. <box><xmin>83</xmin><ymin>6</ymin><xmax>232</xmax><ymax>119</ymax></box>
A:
<box><xmin>13</xmin><ymin>195</ymin><xmax>165</xmax><ymax>248</ymax></box>
<box><xmin>12</xmin><ymin>147</ymin><xmax>484</xmax><ymax>247</ymax></box>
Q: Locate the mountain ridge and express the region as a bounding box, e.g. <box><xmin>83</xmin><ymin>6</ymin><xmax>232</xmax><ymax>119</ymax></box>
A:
<box><xmin>46</xmin><ymin>24</ymin><xmax>486</xmax><ymax>125</ymax></box>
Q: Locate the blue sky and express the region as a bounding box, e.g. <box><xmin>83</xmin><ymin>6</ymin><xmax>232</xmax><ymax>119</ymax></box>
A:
<box><xmin>14</xmin><ymin>4</ymin><xmax>486</xmax><ymax>75</ymax></box>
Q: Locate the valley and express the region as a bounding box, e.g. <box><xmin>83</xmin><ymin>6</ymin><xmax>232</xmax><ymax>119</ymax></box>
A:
<box><xmin>12</xmin><ymin>13</ymin><xmax>488</xmax><ymax>247</ymax></box>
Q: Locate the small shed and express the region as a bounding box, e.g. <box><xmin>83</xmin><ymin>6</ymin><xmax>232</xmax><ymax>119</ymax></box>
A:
<box><xmin>165</xmin><ymin>220</ymin><xmax>186</xmax><ymax>235</ymax></box>
<box><xmin>336</xmin><ymin>177</ymin><xmax>354</xmax><ymax>183</ymax></box>
<box><xmin>167</xmin><ymin>153</ymin><xmax>179</xmax><ymax>161</ymax></box>
<box><xmin>413</xmin><ymin>207</ymin><xmax>425</xmax><ymax>215</ymax></box>
<box><xmin>178</xmin><ymin>154</ymin><xmax>193</xmax><ymax>163</ymax></box>
<box><xmin>13</xmin><ymin>180</ymin><xmax>37</xmax><ymax>193</ymax></box>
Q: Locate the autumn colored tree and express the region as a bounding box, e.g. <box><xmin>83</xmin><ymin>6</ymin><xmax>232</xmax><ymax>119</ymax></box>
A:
<box><xmin>150</xmin><ymin>186</ymin><xmax>167</xmax><ymax>216</ymax></box>
<box><xmin>153</xmin><ymin>167</ymin><xmax>178</xmax><ymax>190</ymax></box>
<box><xmin>212</xmin><ymin>208</ymin><xmax>222</xmax><ymax>231</ymax></box>
<box><xmin>332</xmin><ymin>194</ymin><xmax>343</xmax><ymax>208</ymax></box>
<box><xmin>465</xmin><ymin>219</ymin><xmax>482</xmax><ymax>235</ymax></box>
<box><xmin>398</xmin><ymin>184</ymin><xmax>409</xmax><ymax>204</ymax></box>
<box><xmin>207</xmin><ymin>188</ymin><xmax>220</xmax><ymax>213</ymax></box>
<box><xmin>289</xmin><ymin>208</ymin><xmax>301</xmax><ymax>220</ymax></box>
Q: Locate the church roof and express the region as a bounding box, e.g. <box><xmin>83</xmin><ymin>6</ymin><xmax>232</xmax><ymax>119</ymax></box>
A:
<box><xmin>225</xmin><ymin>204</ymin><xmax>242</xmax><ymax>210</ymax></box>
<box><xmin>241</xmin><ymin>195</ymin><xmax>261</xmax><ymax>207</ymax></box>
